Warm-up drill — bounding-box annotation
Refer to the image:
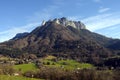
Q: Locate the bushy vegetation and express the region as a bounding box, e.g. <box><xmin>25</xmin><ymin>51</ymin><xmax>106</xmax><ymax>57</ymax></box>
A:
<box><xmin>0</xmin><ymin>75</ymin><xmax>40</xmax><ymax>80</ymax></box>
<box><xmin>0</xmin><ymin>64</ymin><xmax>16</xmax><ymax>75</ymax></box>
<box><xmin>23</xmin><ymin>67</ymin><xmax>120</xmax><ymax>80</ymax></box>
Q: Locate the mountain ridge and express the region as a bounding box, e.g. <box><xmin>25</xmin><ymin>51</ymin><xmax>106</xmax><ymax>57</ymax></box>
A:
<box><xmin>11</xmin><ymin>32</ymin><xmax>29</xmax><ymax>40</ymax></box>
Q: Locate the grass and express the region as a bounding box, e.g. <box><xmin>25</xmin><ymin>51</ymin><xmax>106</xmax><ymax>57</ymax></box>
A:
<box><xmin>42</xmin><ymin>56</ymin><xmax>93</xmax><ymax>70</ymax></box>
<box><xmin>0</xmin><ymin>75</ymin><xmax>40</xmax><ymax>80</ymax></box>
<box><xmin>57</xmin><ymin>60</ymin><xmax>93</xmax><ymax>69</ymax></box>
<box><xmin>14</xmin><ymin>63</ymin><xmax>38</xmax><ymax>73</ymax></box>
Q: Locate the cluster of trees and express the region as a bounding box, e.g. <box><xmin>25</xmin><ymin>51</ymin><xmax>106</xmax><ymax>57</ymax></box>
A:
<box><xmin>104</xmin><ymin>57</ymin><xmax>120</xmax><ymax>69</ymax></box>
<box><xmin>24</xmin><ymin>67</ymin><xmax>120</xmax><ymax>80</ymax></box>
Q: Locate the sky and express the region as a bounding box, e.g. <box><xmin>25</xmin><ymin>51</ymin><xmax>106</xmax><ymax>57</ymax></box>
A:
<box><xmin>0</xmin><ymin>0</ymin><xmax>120</xmax><ymax>42</ymax></box>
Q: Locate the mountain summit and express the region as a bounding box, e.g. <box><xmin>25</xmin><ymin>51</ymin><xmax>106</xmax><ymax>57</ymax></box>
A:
<box><xmin>41</xmin><ymin>17</ymin><xmax>86</xmax><ymax>30</ymax></box>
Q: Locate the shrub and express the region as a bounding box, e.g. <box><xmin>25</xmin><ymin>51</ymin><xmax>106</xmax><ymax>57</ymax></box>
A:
<box><xmin>23</xmin><ymin>67</ymin><xmax>120</xmax><ymax>80</ymax></box>
<box><xmin>0</xmin><ymin>64</ymin><xmax>16</xmax><ymax>75</ymax></box>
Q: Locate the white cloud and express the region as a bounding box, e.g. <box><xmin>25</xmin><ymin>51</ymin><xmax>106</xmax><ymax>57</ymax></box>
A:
<box><xmin>0</xmin><ymin>22</ymin><xmax>41</xmax><ymax>42</ymax></box>
<box><xmin>95</xmin><ymin>25</ymin><xmax>120</xmax><ymax>39</ymax></box>
<box><xmin>68</xmin><ymin>16</ymin><xmax>82</xmax><ymax>21</ymax></box>
<box><xmin>98</xmin><ymin>7</ymin><xmax>110</xmax><ymax>13</ymax></box>
<box><xmin>27</xmin><ymin>5</ymin><xmax>58</xmax><ymax>23</ymax></box>
<box><xmin>27</xmin><ymin>11</ymin><xmax>52</xmax><ymax>23</ymax></box>
<box><xmin>81</xmin><ymin>12</ymin><xmax>120</xmax><ymax>31</ymax></box>
<box><xmin>68</xmin><ymin>12</ymin><xmax>120</xmax><ymax>39</ymax></box>
<box><xmin>27</xmin><ymin>0</ymin><xmax>64</xmax><ymax>23</ymax></box>
<box><xmin>0</xmin><ymin>22</ymin><xmax>40</xmax><ymax>35</ymax></box>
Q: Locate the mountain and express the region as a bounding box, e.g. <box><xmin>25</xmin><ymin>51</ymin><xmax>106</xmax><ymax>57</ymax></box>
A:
<box><xmin>0</xmin><ymin>17</ymin><xmax>119</xmax><ymax>64</ymax></box>
<box><xmin>11</xmin><ymin>32</ymin><xmax>29</xmax><ymax>40</ymax></box>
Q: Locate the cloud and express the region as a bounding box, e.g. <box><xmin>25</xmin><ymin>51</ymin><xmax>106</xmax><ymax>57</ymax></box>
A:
<box><xmin>0</xmin><ymin>22</ymin><xmax>40</xmax><ymax>35</ymax></box>
<box><xmin>98</xmin><ymin>7</ymin><xmax>110</xmax><ymax>13</ymax></box>
<box><xmin>81</xmin><ymin>12</ymin><xmax>120</xmax><ymax>31</ymax></box>
<box><xmin>27</xmin><ymin>0</ymin><xmax>64</xmax><ymax>23</ymax></box>
<box><xmin>95</xmin><ymin>25</ymin><xmax>120</xmax><ymax>38</ymax></box>
<box><xmin>68</xmin><ymin>16</ymin><xmax>82</xmax><ymax>21</ymax></box>
<box><xmin>27</xmin><ymin>11</ymin><xmax>52</xmax><ymax>23</ymax></box>
<box><xmin>0</xmin><ymin>22</ymin><xmax>40</xmax><ymax>42</ymax></box>
<box><xmin>68</xmin><ymin>12</ymin><xmax>120</xmax><ymax>39</ymax></box>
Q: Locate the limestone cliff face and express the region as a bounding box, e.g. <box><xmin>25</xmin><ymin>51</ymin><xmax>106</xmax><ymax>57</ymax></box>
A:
<box><xmin>42</xmin><ymin>17</ymin><xmax>86</xmax><ymax>30</ymax></box>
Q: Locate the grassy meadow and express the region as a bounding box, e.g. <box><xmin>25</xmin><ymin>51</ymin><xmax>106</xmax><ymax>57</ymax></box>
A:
<box><xmin>41</xmin><ymin>55</ymin><xmax>93</xmax><ymax>70</ymax></box>
<box><xmin>14</xmin><ymin>63</ymin><xmax>38</xmax><ymax>73</ymax></box>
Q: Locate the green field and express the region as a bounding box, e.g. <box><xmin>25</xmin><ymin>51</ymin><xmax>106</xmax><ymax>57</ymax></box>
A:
<box><xmin>57</xmin><ymin>60</ymin><xmax>93</xmax><ymax>69</ymax></box>
<box><xmin>42</xmin><ymin>56</ymin><xmax>93</xmax><ymax>70</ymax></box>
<box><xmin>14</xmin><ymin>63</ymin><xmax>38</xmax><ymax>73</ymax></box>
<box><xmin>0</xmin><ymin>75</ymin><xmax>40</xmax><ymax>80</ymax></box>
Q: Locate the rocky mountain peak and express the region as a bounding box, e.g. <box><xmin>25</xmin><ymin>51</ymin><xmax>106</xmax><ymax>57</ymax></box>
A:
<box><xmin>41</xmin><ymin>17</ymin><xmax>86</xmax><ymax>30</ymax></box>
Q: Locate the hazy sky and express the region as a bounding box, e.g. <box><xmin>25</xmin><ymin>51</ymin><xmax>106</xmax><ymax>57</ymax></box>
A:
<box><xmin>0</xmin><ymin>0</ymin><xmax>120</xmax><ymax>42</ymax></box>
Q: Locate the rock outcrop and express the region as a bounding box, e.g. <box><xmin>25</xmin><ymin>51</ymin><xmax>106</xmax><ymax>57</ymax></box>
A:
<box><xmin>42</xmin><ymin>17</ymin><xmax>86</xmax><ymax>30</ymax></box>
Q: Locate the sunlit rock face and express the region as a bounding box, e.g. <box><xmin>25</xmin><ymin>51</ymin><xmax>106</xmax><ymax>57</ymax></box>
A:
<box><xmin>41</xmin><ymin>20</ymin><xmax>46</xmax><ymax>26</ymax></box>
<box><xmin>41</xmin><ymin>17</ymin><xmax>86</xmax><ymax>30</ymax></box>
